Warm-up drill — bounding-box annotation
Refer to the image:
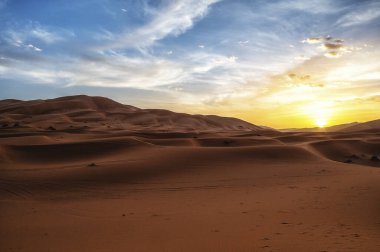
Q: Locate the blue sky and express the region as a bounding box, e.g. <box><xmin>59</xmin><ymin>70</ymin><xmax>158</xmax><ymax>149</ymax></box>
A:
<box><xmin>0</xmin><ymin>0</ymin><xmax>379</xmax><ymax>127</ymax></box>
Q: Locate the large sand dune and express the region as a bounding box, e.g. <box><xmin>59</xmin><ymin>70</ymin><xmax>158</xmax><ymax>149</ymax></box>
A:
<box><xmin>1</xmin><ymin>96</ymin><xmax>379</xmax><ymax>251</ymax></box>
<box><xmin>0</xmin><ymin>95</ymin><xmax>265</xmax><ymax>132</ymax></box>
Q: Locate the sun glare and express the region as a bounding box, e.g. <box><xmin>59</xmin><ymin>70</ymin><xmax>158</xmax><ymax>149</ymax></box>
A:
<box><xmin>300</xmin><ymin>102</ymin><xmax>334</xmax><ymax>128</ymax></box>
<box><xmin>316</xmin><ymin>118</ymin><xmax>327</xmax><ymax>128</ymax></box>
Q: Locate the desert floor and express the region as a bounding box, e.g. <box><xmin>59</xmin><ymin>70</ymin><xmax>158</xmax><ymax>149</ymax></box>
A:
<box><xmin>1</xmin><ymin>129</ymin><xmax>380</xmax><ymax>251</ymax></box>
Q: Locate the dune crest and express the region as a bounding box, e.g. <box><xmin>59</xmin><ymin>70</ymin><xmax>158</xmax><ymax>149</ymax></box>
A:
<box><xmin>0</xmin><ymin>95</ymin><xmax>268</xmax><ymax>132</ymax></box>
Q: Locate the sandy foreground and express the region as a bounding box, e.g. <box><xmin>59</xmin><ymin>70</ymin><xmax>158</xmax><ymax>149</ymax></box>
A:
<box><xmin>0</xmin><ymin>129</ymin><xmax>380</xmax><ymax>252</ymax></box>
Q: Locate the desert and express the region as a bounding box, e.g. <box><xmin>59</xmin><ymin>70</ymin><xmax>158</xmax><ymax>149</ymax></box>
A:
<box><xmin>0</xmin><ymin>95</ymin><xmax>379</xmax><ymax>252</ymax></box>
<box><xmin>1</xmin><ymin>1</ymin><xmax>380</xmax><ymax>251</ymax></box>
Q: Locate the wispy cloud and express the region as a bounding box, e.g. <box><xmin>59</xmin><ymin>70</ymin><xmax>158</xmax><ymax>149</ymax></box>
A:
<box><xmin>238</xmin><ymin>40</ymin><xmax>249</xmax><ymax>46</ymax></box>
<box><xmin>0</xmin><ymin>47</ymin><xmax>245</xmax><ymax>94</ymax></box>
<box><xmin>3</xmin><ymin>23</ymin><xmax>71</xmax><ymax>49</ymax></box>
<box><xmin>103</xmin><ymin>0</ymin><xmax>220</xmax><ymax>50</ymax></box>
<box><xmin>267</xmin><ymin>0</ymin><xmax>341</xmax><ymax>14</ymax></box>
<box><xmin>3</xmin><ymin>32</ymin><xmax>43</xmax><ymax>52</ymax></box>
<box><xmin>336</xmin><ymin>2</ymin><xmax>380</xmax><ymax>27</ymax></box>
<box><xmin>259</xmin><ymin>45</ymin><xmax>380</xmax><ymax>109</ymax></box>
<box><xmin>302</xmin><ymin>37</ymin><xmax>324</xmax><ymax>44</ymax></box>
<box><xmin>26</xmin><ymin>44</ymin><xmax>42</xmax><ymax>52</ymax></box>
<box><xmin>29</xmin><ymin>27</ymin><xmax>67</xmax><ymax>44</ymax></box>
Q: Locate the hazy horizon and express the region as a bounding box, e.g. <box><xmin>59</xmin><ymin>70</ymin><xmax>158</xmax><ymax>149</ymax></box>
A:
<box><xmin>1</xmin><ymin>0</ymin><xmax>379</xmax><ymax>128</ymax></box>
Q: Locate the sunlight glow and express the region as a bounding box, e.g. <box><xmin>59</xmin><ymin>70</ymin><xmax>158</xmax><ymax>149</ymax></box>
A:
<box><xmin>316</xmin><ymin>118</ymin><xmax>327</xmax><ymax>128</ymax></box>
<box><xmin>299</xmin><ymin>102</ymin><xmax>335</xmax><ymax>128</ymax></box>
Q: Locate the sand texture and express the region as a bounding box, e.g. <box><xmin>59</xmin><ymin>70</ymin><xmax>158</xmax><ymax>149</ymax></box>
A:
<box><xmin>1</xmin><ymin>96</ymin><xmax>380</xmax><ymax>252</ymax></box>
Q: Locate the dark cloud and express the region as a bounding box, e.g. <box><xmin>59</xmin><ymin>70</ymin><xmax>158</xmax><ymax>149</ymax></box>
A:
<box><xmin>279</xmin><ymin>73</ymin><xmax>325</xmax><ymax>88</ymax></box>
<box><xmin>303</xmin><ymin>36</ymin><xmax>348</xmax><ymax>58</ymax></box>
<box><xmin>322</xmin><ymin>43</ymin><xmax>344</xmax><ymax>50</ymax></box>
<box><xmin>324</xmin><ymin>51</ymin><xmax>340</xmax><ymax>58</ymax></box>
<box><xmin>334</xmin><ymin>39</ymin><xmax>344</xmax><ymax>43</ymax></box>
<box><xmin>288</xmin><ymin>73</ymin><xmax>311</xmax><ymax>81</ymax></box>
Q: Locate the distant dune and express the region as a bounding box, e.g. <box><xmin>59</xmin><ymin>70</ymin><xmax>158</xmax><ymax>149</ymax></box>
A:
<box><xmin>339</xmin><ymin>119</ymin><xmax>380</xmax><ymax>132</ymax></box>
<box><xmin>1</xmin><ymin>95</ymin><xmax>379</xmax><ymax>252</ymax></box>
<box><xmin>281</xmin><ymin>119</ymin><xmax>380</xmax><ymax>133</ymax></box>
<box><xmin>0</xmin><ymin>95</ymin><xmax>269</xmax><ymax>132</ymax></box>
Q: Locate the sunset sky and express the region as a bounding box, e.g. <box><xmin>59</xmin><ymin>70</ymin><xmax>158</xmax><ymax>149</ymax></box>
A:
<box><xmin>0</xmin><ymin>0</ymin><xmax>379</xmax><ymax>128</ymax></box>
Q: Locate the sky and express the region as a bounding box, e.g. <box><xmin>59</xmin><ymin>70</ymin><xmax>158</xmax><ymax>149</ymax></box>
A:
<box><xmin>0</xmin><ymin>0</ymin><xmax>379</xmax><ymax>128</ymax></box>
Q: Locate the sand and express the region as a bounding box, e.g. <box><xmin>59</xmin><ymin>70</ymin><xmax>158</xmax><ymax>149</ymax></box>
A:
<box><xmin>1</xmin><ymin>96</ymin><xmax>380</xmax><ymax>252</ymax></box>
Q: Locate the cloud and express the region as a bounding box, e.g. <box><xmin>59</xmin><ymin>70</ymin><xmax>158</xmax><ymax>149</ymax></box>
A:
<box><xmin>278</xmin><ymin>72</ymin><xmax>325</xmax><ymax>88</ymax></box>
<box><xmin>267</xmin><ymin>0</ymin><xmax>341</xmax><ymax>14</ymax></box>
<box><xmin>262</xmin><ymin>44</ymin><xmax>380</xmax><ymax>110</ymax></box>
<box><xmin>302</xmin><ymin>37</ymin><xmax>323</xmax><ymax>44</ymax></box>
<box><xmin>324</xmin><ymin>51</ymin><xmax>341</xmax><ymax>58</ymax></box>
<box><xmin>0</xmin><ymin>46</ymin><xmax>246</xmax><ymax>94</ymax></box>
<box><xmin>105</xmin><ymin>0</ymin><xmax>220</xmax><ymax>50</ymax></box>
<box><xmin>3</xmin><ymin>24</ymin><xmax>70</xmax><ymax>49</ymax></box>
<box><xmin>26</xmin><ymin>44</ymin><xmax>42</xmax><ymax>52</ymax></box>
<box><xmin>29</xmin><ymin>27</ymin><xmax>66</xmax><ymax>44</ymax></box>
<box><xmin>336</xmin><ymin>3</ymin><xmax>380</xmax><ymax>27</ymax></box>
<box><xmin>3</xmin><ymin>31</ymin><xmax>44</xmax><ymax>52</ymax></box>
<box><xmin>302</xmin><ymin>36</ymin><xmax>350</xmax><ymax>58</ymax></box>
<box><xmin>320</xmin><ymin>42</ymin><xmax>344</xmax><ymax>50</ymax></box>
<box><xmin>294</xmin><ymin>55</ymin><xmax>310</xmax><ymax>61</ymax></box>
<box><xmin>287</xmin><ymin>73</ymin><xmax>310</xmax><ymax>81</ymax></box>
<box><xmin>238</xmin><ymin>40</ymin><xmax>249</xmax><ymax>46</ymax></box>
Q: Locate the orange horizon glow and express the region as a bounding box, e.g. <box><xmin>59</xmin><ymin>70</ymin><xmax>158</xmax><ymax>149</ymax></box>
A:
<box><xmin>161</xmin><ymin>46</ymin><xmax>380</xmax><ymax>129</ymax></box>
<box><xmin>165</xmin><ymin>90</ymin><xmax>379</xmax><ymax>129</ymax></box>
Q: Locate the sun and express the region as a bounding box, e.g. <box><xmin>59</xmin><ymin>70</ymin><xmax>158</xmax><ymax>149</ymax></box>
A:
<box><xmin>301</xmin><ymin>101</ymin><xmax>334</xmax><ymax>128</ymax></box>
<box><xmin>316</xmin><ymin>118</ymin><xmax>327</xmax><ymax>128</ymax></box>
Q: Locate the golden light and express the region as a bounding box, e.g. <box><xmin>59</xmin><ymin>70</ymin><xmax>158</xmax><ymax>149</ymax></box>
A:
<box><xmin>316</xmin><ymin>118</ymin><xmax>327</xmax><ymax>128</ymax></box>
<box><xmin>299</xmin><ymin>101</ymin><xmax>334</xmax><ymax>128</ymax></box>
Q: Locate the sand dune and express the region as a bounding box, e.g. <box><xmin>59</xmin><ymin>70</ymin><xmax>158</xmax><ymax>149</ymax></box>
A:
<box><xmin>0</xmin><ymin>95</ymin><xmax>267</xmax><ymax>132</ymax></box>
<box><xmin>0</xmin><ymin>95</ymin><xmax>138</xmax><ymax>115</ymax></box>
<box><xmin>1</xmin><ymin>137</ymin><xmax>150</xmax><ymax>169</ymax></box>
<box><xmin>309</xmin><ymin>139</ymin><xmax>380</xmax><ymax>167</ymax></box>
<box><xmin>1</xmin><ymin>96</ymin><xmax>380</xmax><ymax>252</ymax></box>
<box><xmin>340</xmin><ymin>119</ymin><xmax>380</xmax><ymax>132</ymax></box>
<box><xmin>281</xmin><ymin>119</ymin><xmax>380</xmax><ymax>133</ymax></box>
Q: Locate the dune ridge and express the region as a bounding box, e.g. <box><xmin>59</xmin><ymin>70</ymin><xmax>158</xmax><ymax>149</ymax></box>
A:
<box><xmin>0</xmin><ymin>95</ymin><xmax>267</xmax><ymax>132</ymax></box>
